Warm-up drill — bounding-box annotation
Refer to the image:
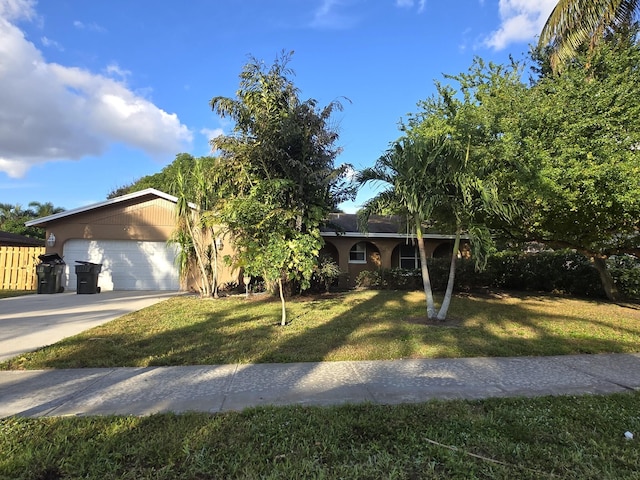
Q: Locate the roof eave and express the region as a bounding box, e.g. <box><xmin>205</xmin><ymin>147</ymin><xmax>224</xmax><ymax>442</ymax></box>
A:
<box><xmin>24</xmin><ymin>188</ymin><xmax>193</xmax><ymax>227</ymax></box>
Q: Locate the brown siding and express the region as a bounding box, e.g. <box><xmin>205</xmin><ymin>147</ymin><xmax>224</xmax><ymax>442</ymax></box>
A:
<box><xmin>43</xmin><ymin>196</ymin><xmax>177</xmax><ymax>259</ymax></box>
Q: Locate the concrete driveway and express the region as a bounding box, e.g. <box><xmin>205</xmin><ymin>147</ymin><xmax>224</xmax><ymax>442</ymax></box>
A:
<box><xmin>0</xmin><ymin>291</ymin><xmax>178</xmax><ymax>362</ymax></box>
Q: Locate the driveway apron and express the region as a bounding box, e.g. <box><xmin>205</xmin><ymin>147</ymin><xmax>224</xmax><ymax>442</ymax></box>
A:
<box><xmin>0</xmin><ymin>291</ymin><xmax>177</xmax><ymax>362</ymax></box>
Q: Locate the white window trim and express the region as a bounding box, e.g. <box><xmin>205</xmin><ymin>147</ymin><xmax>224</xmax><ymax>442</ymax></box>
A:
<box><xmin>349</xmin><ymin>242</ymin><xmax>367</xmax><ymax>264</ymax></box>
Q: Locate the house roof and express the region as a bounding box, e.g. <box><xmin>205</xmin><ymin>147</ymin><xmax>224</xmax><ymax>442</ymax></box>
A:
<box><xmin>0</xmin><ymin>230</ymin><xmax>45</xmax><ymax>247</ymax></box>
<box><xmin>321</xmin><ymin>213</ymin><xmax>456</xmax><ymax>239</ymax></box>
<box><xmin>25</xmin><ymin>188</ymin><xmax>195</xmax><ymax>228</ymax></box>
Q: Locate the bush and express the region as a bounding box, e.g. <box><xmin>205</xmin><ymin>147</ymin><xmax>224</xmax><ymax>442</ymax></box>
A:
<box><xmin>309</xmin><ymin>255</ymin><xmax>342</xmax><ymax>293</ymax></box>
<box><xmin>355</xmin><ymin>250</ymin><xmax>640</xmax><ymax>300</ymax></box>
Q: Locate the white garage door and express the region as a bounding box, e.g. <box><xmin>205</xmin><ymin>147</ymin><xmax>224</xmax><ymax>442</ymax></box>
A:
<box><xmin>63</xmin><ymin>240</ymin><xmax>180</xmax><ymax>291</ymax></box>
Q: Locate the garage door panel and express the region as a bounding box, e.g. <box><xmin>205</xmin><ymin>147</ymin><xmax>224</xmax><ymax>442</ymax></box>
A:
<box><xmin>63</xmin><ymin>240</ymin><xmax>180</xmax><ymax>291</ymax></box>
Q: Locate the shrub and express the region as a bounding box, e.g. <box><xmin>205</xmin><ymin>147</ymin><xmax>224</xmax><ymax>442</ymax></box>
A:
<box><xmin>309</xmin><ymin>255</ymin><xmax>342</xmax><ymax>293</ymax></box>
<box><xmin>355</xmin><ymin>250</ymin><xmax>640</xmax><ymax>300</ymax></box>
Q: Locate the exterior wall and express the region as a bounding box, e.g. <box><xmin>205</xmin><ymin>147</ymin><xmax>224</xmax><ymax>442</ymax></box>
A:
<box><xmin>43</xmin><ymin>196</ymin><xmax>177</xmax><ymax>258</ymax></box>
<box><xmin>321</xmin><ymin>235</ymin><xmax>470</xmax><ymax>287</ymax></box>
<box><xmin>40</xmin><ymin>195</ymin><xmax>239</xmax><ymax>291</ymax></box>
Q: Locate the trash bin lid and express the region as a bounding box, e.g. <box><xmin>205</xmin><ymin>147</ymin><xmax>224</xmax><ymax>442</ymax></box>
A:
<box><xmin>75</xmin><ymin>260</ymin><xmax>102</xmax><ymax>266</ymax></box>
<box><xmin>38</xmin><ymin>253</ymin><xmax>65</xmax><ymax>264</ymax></box>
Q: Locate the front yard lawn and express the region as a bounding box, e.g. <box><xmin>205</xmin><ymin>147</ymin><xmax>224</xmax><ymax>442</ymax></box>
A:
<box><xmin>3</xmin><ymin>289</ymin><xmax>639</xmax><ymax>370</ymax></box>
<box><xmin>2</xmin><ymin>392</ymin><xmax>639</xmax><ymax>479</ymax></box>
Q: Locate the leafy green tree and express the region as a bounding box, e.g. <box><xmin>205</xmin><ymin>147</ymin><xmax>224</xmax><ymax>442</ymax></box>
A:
<box><xmin>539</xmin><ymin>0</ymin><xmax>638</xmax><ymax>72</ymax></box>
<box><xmin>518</xmin><ymin>30</ymin><xmax>640</xmax><ymax>299</ymax></box>
<box><xmin>210</xmin><ymin>51</ymin><xmax>353</xmax><ymax>324</ymax></box>
<box><xmin>422</xmin><ymin>31</ymin><xmax>640</xmax><ymax>301</ymax></box>
<box><xmin>0</xmin><ymin>202</ymin><xmax>65</xmax><ymax>238</ymax></box>
<box><xmin>108</xmin><ymin>153</ymin><xmax>216</xmax><ymax>198</ymax></box>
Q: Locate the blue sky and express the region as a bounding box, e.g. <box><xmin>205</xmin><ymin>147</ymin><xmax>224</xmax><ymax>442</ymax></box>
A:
<box><xmin>0</xmin><ymin>0</ymin><xmax>556</xmax><ymax>213</ymax></box>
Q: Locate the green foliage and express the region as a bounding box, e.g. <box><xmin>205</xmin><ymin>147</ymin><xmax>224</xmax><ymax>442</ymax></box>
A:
<box><xmin>607</xmin><ymin>255</ymin><xmax>640</xmax><ymax>298</ymax></box>
<box><xmin>310</xmin><ymin>254</ymin><xmax>342</xmax><ymax>292</ymax></box>
<box><xmin>355</xmin><ymin>251</ymin><xmax>640</xmax><ymax>300</ymax></box>
<box><xmin>408</xmin><ymin>31</ymin><xmax>640</xmax><ymax>301</ymax></box>
<box><xmin>0</xmin><ymin>201</ymin><xmax>65</xmax><ymax>238</ymax></box>
<box><xmin>211</xmin><ymin>51</ymin><xmax>353</xmax><ymax>322</ymax></box>
<box><xmin>107</xmin><ymin>153</ymin><xmax>219</xmax><ymax>198</ymax></box>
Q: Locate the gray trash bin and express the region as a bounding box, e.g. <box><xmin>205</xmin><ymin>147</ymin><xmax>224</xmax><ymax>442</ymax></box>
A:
<box><xmin>75</xmin><ymin>261</ymin><xmax>102</xmax><ymax>294</ymax></box>
<box><xmin>36</xmin><ymin>253</ymin><xmax>65</xmax><ymax>294</ymax></box>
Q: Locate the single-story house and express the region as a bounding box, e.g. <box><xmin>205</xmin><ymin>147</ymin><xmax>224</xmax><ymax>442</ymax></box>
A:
<box><xmin>0</xmin><ymin>231</ymin><xmax>45</xmax><ymax>247</ymax></box>
<box><xmin>25</xmin><ymin>188</ymin><xmax>464</xmax><ymax>292</ymax></box>
<box><xmin>320</xmin><ymin>213</ymin><xmax>468</xmax><ymax>287</ymax></box>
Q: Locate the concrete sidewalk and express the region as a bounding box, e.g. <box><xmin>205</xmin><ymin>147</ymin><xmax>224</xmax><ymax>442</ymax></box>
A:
<box><xmin>2</xmin><ymin>353</ymin><xmax>639</xmax><ymax>418</ymax></box>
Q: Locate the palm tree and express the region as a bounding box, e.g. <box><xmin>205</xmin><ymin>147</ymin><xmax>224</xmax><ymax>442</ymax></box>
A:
<box><xmin>28</xmin><ymin>201</ymin><xmax>65</xmax><ymax>218</ymax></box>
<box><xmin>172</xmin><ymin>158</ymin><xmax>225</xmax><ymax>298</ymax></box>
<box><xmin>359</xmin><ymin>135</ymin><xmax>512</xmax><ymax>321</ymax></box>
<box><xmin>358</xmin><ymin>136</ymin><xmax>454</xmax><ymax>319</ymax></box>
<box><xmin>428</xmin><ymin>140</ymin><xmax>507</xmax><ymax>320</ymax></box>
<box><xmin>539</xmin><ymin>0</ymin><xmax>639</xmax><ymax>72</ymax></box>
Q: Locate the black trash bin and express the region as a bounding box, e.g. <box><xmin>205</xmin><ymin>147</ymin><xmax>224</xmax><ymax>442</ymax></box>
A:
<box><xmin>36</xmin><ymin>253</ymin><xmax>65</xmax><ymax>294</ymax></box>
<box><xmin>75</xmin><ymin>261</ymin><xmax>102</xmax><ymax>294</ymax></box>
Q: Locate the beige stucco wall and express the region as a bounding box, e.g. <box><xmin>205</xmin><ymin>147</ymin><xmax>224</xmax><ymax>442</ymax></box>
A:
<box><xmin>321</xmin><ymin>235</ymin><xmax>468</xmax><ymax>287</ymax></box>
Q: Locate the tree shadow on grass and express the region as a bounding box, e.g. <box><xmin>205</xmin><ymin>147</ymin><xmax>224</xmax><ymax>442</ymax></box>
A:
<box><xmin>6</xmin><ymin>289</ymin><xmax>640</xmax><ymax>370</ymax></box>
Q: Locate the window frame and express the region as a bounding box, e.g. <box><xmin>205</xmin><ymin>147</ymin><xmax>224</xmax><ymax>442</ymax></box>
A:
<box><xmin>399</xmin><ymin>244</ymin><xmax>421</xmax><ymax>269</ymax></box>
<box><xmin>349</xmin><ymin>242</ymin><xmax>367</xmax><ymax>264</ymax></box>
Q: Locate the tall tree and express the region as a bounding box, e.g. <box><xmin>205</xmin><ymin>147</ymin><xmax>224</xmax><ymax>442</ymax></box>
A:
<box><xmin>210</xmin><ymin>51</ymin><xmax>353</xmax><ymax>324</ymax></box>
<box><xmin>171</xmin><ymin>157</ymin><xmax>226</xmax><ymax>298</ymax></box>
<box><xmin>358</xmin><ymin>137</ymin><xmax>449</xmax><ymax>319</ymax></box>
<box><xmin>539</xmin><ymin>0</ymin><xmax>639</xmax><ymax>72</ymax></box>
<box><xmin>108</xmin><ymin>153</ymin><xmax>212</xmax><ymax>198</ymax></box>
<box><xmin>0</xmin><ymin>202</ymin><xmax>65</xmax><ymax>238</ymax></box>
<box><xmin>427</xmin><ymin>36</ymin><xmax>640</xmax><ymax>301</ymax></box>
<box><xmin>520</xmin><ymin>30</ymin><xmax>640</xmax><ymax>299</ymax></box>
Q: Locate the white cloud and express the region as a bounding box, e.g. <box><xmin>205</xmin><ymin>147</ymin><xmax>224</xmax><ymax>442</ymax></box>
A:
<box><xmin>395</xmin><ymin>0</ymin><xmax>426</xmax><ymax>13</ymax></box>
<box><xmin>104</xmin><ymin>63</ymin><xmax>131</xmax><ymax>80</ymax></box>
<box><xmin>484</xmin><ymin>0</ymin><xmax>556</xmax><ymax>50</ymax></box>
<box><xmin>41</xmin><ymin>35</ymin><xmax>62</xmax><ymax>50</ymax></box>
<box><xmin>311</xmin><ymin>0</ymin><xmax>360</xmax><ymax>29</ymax></box>
<box><xmin>0</xmin><ymin>0</ymin><xmax>35</xmax><ymax>22</ymax></box>
<box><xmin>73</xmin><ymin>19</ymin><xmax>105</xmax><ymax>32</ymax></box>
<box><xmin>0</xmin><ymin>5</ymin><xmax>192</xmax><ymax>178</ymax></box>
<box><xmin>200</xmin><ymin>128</ymin><xmax>223</xmax><ymax>142</ymax></box>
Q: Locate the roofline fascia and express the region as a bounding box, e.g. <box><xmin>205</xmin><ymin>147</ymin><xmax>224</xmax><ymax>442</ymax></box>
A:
<box><xmin>25</xmin><ymin>188</ymin><xmax>195</xmax><ymax>227</ymax></box>
<box><xmin>320</xmin><ymin>232</ymin><xmax>467</xmax><ymax>240</ymax></box>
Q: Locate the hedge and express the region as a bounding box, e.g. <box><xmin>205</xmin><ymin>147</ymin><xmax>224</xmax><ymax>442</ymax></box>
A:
<box><xmin>355</xmin><ymin>250</ymin><xmax>640</xmax><ymax>300</ymax></box>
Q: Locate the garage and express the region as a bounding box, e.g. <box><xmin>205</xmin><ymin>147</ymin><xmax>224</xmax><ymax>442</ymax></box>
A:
<box><xmin>24</xmin><ymin>188</ymin><xmax>238</xmax><ymax>293</ymax></box>
<box><xmin>63</xmin><ymin>239</ymin><xmax>180</xmax><ymax>291</ymax></box>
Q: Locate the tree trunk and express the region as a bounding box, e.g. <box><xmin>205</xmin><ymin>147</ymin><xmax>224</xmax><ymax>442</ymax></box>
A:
<box><xmin>211</xmin><ymin>229</ymin><xmax>219</xmax><ymax>299</ymax></box>
<box><xmin>591</xmin><ymin>255</ymin><xmax>620</xmax><ymax>302</ymax></box>
<box><xmin>187</xmin><ymin>216</ymin><xmax>210</xmax><ymax>297</ymax></box>
<box><xmin>278</xmin><ymin>276</ymin><xmax>287</xmax><ymax>326</ymax></box>
<box><xmin>437</xmin><ymin>228</ymin><xmax>461</xmax><ymax>321</ymax></box>
<box><xmin>415</xmin><ymin>215</ymin><xmax>437</xmax><ymax>319</ymax></box>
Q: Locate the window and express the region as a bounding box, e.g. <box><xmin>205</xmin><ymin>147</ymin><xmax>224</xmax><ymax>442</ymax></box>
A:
<box><xmin>349</xmin><ymin>242</ymin><xmax>367</xmax><ymax>263</ymax></box>
<box><xmin>399</xmin><ymin>244</ymin><xmax>421</xmax><ymax>269</ymax></box>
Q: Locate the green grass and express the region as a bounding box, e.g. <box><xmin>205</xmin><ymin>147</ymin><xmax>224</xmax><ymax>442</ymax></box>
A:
<box><xmin>3</xmin><ymin>289</ymin><xmax>640</xmax><ymax>370</ymax></box>
<box><xmin>2</xmin><ymin>392</ymin><xmax>640</xmax><ymax>479</ymax></box>
<box><xmin>0</xmin><ymin>289</ymin><xmax>34</xmax><ymax>299</ymax></box>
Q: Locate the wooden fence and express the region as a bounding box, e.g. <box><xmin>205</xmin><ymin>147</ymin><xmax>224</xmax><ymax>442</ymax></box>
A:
<box><xmin>0</xmin><ymin>246</ymin><xmax>45</xmax><ymax>290</ymax></box>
